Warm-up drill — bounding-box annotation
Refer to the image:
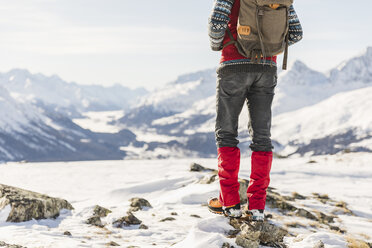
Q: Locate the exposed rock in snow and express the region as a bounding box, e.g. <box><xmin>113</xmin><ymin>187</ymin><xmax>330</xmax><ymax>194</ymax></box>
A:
<box><xmin>190</xmin><ymin>162</ymin><xmax>216</xmax><ymax>172</ymax></box>
<box><xmin>86</xmin><ymin>205</ymin><xmax>112</xmax><ymax>227</ymax></box>
<box><xmin>0</xmin><ymin>241</ymin><xmax>26</xmax><ymax>248</ymax></box>
<box><xmin>0</xmin><ymin>184</ymin><xmax>73</xmax><ymax>223</ymax></box>
<box><xmin>113</xmin><ymin>212</ymin><xmax>142</xmax><ymax>227</ymax></box>
<box><xmin>139</xmin><ymin>224</ymin><xmax>149</xmax><ymax>229</ymax></box>
<box><xmin>199</xmin><ymin>174</ymin><xmax>218</xmax><ymax>184</ymax></box>
<box><xmin>238</xmin><ymin>179</ymin><xmax>250</xmax><ymax>204</ymax></box>
<box><xmin>92</xmin><ymin>205</ymin><xmax>112</xmax><ymax>218</ymax></box>
<box><xmin>86</xmin><ymin>216</ymin><xmax>104</xmax><ymax>228</ymax></box>
<box><xmin>234</xmin><ymin>220</ymin><xmax>288</xmax><ymax>248</ymax></box>
<box><xmin>106</xmin><ymin>241</ymin><xmax>120</xmax><ymax>246</ymax></box>
<box><xmin>129</xmin><ymin>198</ymin><xmax>152</xmax><ymax>212</ymax></box>
<box><xmin>160</xmin><ymin>217</ymin><xmax>176</xmax><ymax>222</ymax></box>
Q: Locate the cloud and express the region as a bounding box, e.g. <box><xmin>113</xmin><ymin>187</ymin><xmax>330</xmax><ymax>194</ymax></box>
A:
<box><xmin>0</xmin><ymin>1</ymin><xmax>205</xmax><ymax>56</ymax></box>
<box><xmin>0</xmin><ymin>26</ymin><xmax>205</xmax><ymax>55</ymax></box>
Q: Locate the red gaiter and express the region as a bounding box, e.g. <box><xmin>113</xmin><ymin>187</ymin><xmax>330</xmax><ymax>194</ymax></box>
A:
<box><xmin>247</xmin><ymin>151</ymin><xmax>273</xmax><ymax>210</ymax></box>
<box><xmin>218</xmin><ymin>147</ymin><xmax>241</xmax><ymax>206</ymax></box>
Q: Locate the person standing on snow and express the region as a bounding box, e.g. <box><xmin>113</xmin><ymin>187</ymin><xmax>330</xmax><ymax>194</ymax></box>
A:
<box><xmin>207</xmin><ymin>0</ymin><xmax>302</xmax><ymax>220</ymax></box>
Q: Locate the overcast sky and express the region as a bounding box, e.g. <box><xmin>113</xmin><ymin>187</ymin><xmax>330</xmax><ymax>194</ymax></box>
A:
<box><xmin>0</xmin><ymin>0</ymin><xmax>371</xmax><ymax>90</ymax></box>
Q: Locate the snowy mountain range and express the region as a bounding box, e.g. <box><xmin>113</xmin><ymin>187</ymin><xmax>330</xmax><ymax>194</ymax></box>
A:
<box><xmin>1</xmin><ymin>47</ymin><xmax>372</xmax><ymax>161</ymax></box>
<box><xmin>0</xmin><ymin>83</ymin><xmax>138</xmax><ymax>162</ymax></box>
<box><xmin>0</xmin><ymin>70</ymin><xmax>146</xmax><ymax>161</ymax></box>
<box><xmin>0</xmin><ymin>69</ymin><xmax>147</xmax><ymax>115</ymax></box>
<box><xmin>117</xmin><ymin>47</ymin><xmax>372</xmax><ymax>158</ymax></box>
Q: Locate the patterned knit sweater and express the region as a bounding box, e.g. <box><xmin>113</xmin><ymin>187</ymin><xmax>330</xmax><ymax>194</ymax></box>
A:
<box><xmin>208</xmin><ymin>0</ymin><xmax>303</xmax><ymax>68</ymax></box>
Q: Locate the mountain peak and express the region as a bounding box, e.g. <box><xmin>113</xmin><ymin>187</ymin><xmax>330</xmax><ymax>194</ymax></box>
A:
<box><xmin>7</xmin><ymin>68</ymin><xmax>31</xmax><ymax>77</ymax></box>
<box><xmin>170</xmin><ymin>68</ymin><xmax>216</xmax><ymax>85</ymax></box>
<box><xmin>291</xmin><ymin>60</ymin><xmax>311</xmax><ymax>72</ymax></box>
<box><xmin>329</xmin><ymin>47</ymin><xmax>372</xmax><ymax>84</ymax></box>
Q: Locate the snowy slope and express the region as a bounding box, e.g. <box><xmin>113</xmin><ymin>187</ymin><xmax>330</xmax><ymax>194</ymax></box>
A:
<box><xmin>119</xmin><ymin>68</ymin><xmax>216</xmax><ymax>127</ymax></box>
<box><xmin>136</xmin><ymin>68</ymin><xmax>216</xmax><ymax>113</ymax></box>
<box><xmin>0</xmin><ymin>85</ymin><xmax>45</xmax><ymax>133</ymax></box>
<box><xmin>0</xmin><ymin>153</ymin><xmax>371</xmax><ymax>247</ymax></box>
<box><xmin>0</xmin><ymin>86</ymin><xmax>133</xmax><ymax>162</ymax></box>
<box><xmin>272</xmin><ymin>86</ymin><xmax>372</xmax><ymax>156</ymax></box>
<box><xmin>0</xmin><ymin>69</ymin><xmax>147</xmax><ymax>114</ymax></box>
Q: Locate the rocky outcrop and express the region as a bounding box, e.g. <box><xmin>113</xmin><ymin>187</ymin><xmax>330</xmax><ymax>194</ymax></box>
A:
<box><xmin>113</xmin><ymin>212</ymin><xmax>142</xmax><ymax>228</ymax></box>
<box><xmin>139</xmin><ymin>224</ymin><xmax>149</xmax><ymax>229</ymax></box>
<box><xmin>160</xmin><ymin>217</ymin><xmax>176</xmax><ymax>222</ymax></box>
<box><xmin>129</xmin><ymin>198</ymin><xmax>152</xmax><ymax>212</ymax></box>
<box><xmin>312</xmin><ymin>193</ymin><xmax>330</xmax><ymax>204</ymax></box>
<box><xmin>86</xmin><ymin>205</ymin><xmax>112</xmax><ymax>228</ymax></box>
<box><xmin>0</xmin><ymin>241</ymin><xmax>26</xmax><ymax>248</ymax></box>
<box><xmin>0</xmin><ymin>184</ymin><xmax>73</xmax><ymax>223</ymax></box>
<box><xmin>106</xmin><ymin>241</ymin><xmax>120</xmax><ymax>246</ymax></box>
<box><xmin>233</xmin><ymin>220</ymin><xmax>288</xmax><ymax>248</ymax></box>
<box><xmin>86</xmin><ymin>216</ymin><xmax>104</xmax><ymax>228</ymax></box>
<box><xmin>190</xmin><ymin>163</ymin><xmax>216</xmax><ymax>172</ymax></box>
<box><xmin>93</xmin><ymin>205</ymin><xmax>112</xmax><ymax>217</ymax></box>
<box><xmin>294</xmin><ymin>208</ymin><xmax>317</xmax><ymax>220</ymax></box>
<box><xmin>198</xmin><ymin>174</ymin><xmax>218</xmax><ymax>184</ymax></box>
<box><xmin>266</xmin><ymin>189</ymin><xmax>297</xmax><ymax>213</ymax></box>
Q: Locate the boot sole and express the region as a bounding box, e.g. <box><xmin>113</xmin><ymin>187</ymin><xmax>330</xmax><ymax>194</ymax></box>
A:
<box><xmin>208</xmin><ymin>207</ymin><xmax>242</xmax><ymax>218</ymax></box>
<box><xmin>208</xmin><ymin>207</ymin><xmax>224</xmax><ymax>215</ymax></box>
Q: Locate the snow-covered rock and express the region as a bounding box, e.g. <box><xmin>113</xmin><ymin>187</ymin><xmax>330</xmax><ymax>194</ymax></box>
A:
<box><xmin>0</xmin><ymin>184</ymin><xmax>73</xmax><ymax>223</ymax></box>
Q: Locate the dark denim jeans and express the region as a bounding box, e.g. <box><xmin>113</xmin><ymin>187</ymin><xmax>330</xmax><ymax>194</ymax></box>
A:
<box><xmin>215</xmin><ymin>68</ymin><xmax>277</xmax><ymax>151</ymax></box>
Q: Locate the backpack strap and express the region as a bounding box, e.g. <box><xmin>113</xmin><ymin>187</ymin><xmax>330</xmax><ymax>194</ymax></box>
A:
<box><xmin>282</xmin><ymin>6</ymin><xmax>290</xmax><ymax>70</ymax></box>
<box><xmin>223</xmin><ymin>28</ymin><xmax>237</xmax><ymax>48</ymax></box>
<box><xmin>256</xmin><ymin>7</ymin><xmax>267</xmax><ymax>60</ymax></box>
<box><xmin>282</xmin><ymin>33</ymin><xmax>289</xmax><ymax>70</ymax></box>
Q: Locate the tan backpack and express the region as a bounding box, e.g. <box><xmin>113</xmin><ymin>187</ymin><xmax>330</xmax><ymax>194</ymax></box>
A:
<box><xmin>224</xmin><ymin>0</ymin><xmax>293</xmax><ymax>69</ymax></box>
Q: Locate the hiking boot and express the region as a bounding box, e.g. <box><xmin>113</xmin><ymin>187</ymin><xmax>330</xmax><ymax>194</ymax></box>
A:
<box><xmin>208</xmin><ymin>198</ymin><xmax>242</xmax><ymax>218</ymax></box>
<box><xmin>223</xmin><ymin>204</ymin><xmax>242</xmax><ymax>218</ymax></box>
<box><xmin>244</xmin><ymin>205</ymin><xmax>265</xmax><ymax>221</ymax></box>
<box><xmin>207</xmin><ymin>198</ymin><xmax>223</xmax><ymax>215</ymax></box>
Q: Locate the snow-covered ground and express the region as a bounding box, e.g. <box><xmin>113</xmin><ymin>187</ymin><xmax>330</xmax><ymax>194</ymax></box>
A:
<box><xmin>0</xmin><ymin>152</ymin><xmax>371</xmax><ymax>247</ymax></box>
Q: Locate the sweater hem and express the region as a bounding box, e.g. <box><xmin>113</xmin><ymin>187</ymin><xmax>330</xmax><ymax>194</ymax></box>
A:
<box><xmin>217</xmin><ymin>62</ymin><xmax>277</xmax><ymax>74</ymax></box>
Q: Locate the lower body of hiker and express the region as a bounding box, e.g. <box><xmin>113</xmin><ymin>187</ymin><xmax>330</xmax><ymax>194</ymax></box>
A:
<box><xmin>208</xmin><ymin>64</ymin><xmax>277</xmax><ymax>220</ymax></box>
